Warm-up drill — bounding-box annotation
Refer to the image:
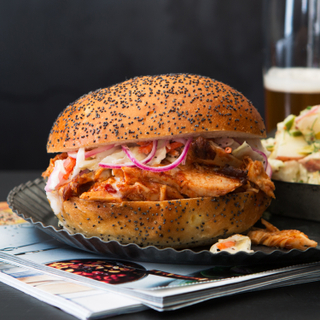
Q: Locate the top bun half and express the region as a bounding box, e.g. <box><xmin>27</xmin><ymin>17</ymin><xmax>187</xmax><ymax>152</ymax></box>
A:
<box><xmin>47</xmin><ymin>74</ymin><xmax>266</xmax><ymax>153</ymax></box>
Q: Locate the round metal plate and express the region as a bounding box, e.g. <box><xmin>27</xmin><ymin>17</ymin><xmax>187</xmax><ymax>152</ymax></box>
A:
<box><xmin>7</xmin><ymin>178</ymin><xmax>320</xmax><ymax>266</ymax></box>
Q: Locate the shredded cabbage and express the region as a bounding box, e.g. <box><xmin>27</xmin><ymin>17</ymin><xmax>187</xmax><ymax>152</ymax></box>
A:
<box><xmin>46</xmin><ymin>191</ymin><xmax>63</xmax><ymax>215</ymax></box>
<box><xmin>71</xmin><ymin>147</ymin><xmax>85</xmax><ymax>179</ymax></box>
<box><xmin>99</xmin><ymin>146</ymin><xmax>147</xmax><ymax>166</ymax></box>
<box><xmin>232</xmin><ymin>141</ymin><xmax>264</xmax><ymax>163</ymax></box>
<box><xmin>147</xmin><ymin>140</ymin><xmax>168</xmax><ymax>165</ymax></box>
<box><xmin>45</xmin><ymin>159</ymin><xmax>66</xmax><ymax>192</ymax></box>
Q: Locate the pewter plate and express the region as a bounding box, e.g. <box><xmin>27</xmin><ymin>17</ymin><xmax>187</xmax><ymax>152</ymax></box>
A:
<box><xmin>7</xmin><ymin>178</ymin><xmax>320</xmax><ymax>265</ymax></box>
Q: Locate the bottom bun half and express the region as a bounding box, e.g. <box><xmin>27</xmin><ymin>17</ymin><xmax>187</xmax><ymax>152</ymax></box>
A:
<box><xmin>58</xmin><ymin>191</ymin><xmax>271</xmax><ymax>249</ymax></box>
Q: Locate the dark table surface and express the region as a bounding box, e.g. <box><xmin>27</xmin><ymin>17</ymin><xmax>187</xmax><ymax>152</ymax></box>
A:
<box><xmin>1</xmin><ymin>171</ymin><xmax>320</xmax><ymax>320</ymax></box>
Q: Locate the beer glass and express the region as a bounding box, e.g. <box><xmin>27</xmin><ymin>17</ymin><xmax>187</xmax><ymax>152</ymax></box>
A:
<box><xmin>263</xmin><ymin>0</ymin><xmax>320</xmax><ymax>132</ymax></box>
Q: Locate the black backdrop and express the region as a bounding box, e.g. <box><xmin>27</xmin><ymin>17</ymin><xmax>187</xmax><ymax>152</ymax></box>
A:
<box><xmin>0</xmin><ymin>0</ymin><xmax>264</xmax><ymax>170</ymax></box>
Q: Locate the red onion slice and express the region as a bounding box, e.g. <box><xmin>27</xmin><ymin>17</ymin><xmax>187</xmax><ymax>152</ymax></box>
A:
<box><xmin>252</xmin><ymin>147</ymin><xmax>272</xmax><ymax>178</ymax></box>
<box><xmin>99</xmin><ymin>140</ymin><xmax>158</xmax><ymax>169</ymax></box>
<box><xmin>122</xmin><ymin>138</ymin><xmax>192</xmax><ymax>172</ymax></box>
<box><xmin>68</xmin><ymin>145</ymin><xmax>115</xmax><ymax>159</ymax></box>
<box><xmin>265</xmin><ymin>161</ymin><xmax>273</xmax><ymax>178</ymax></box>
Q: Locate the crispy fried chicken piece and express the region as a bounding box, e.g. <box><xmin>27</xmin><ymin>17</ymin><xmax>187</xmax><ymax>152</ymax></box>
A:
<box><xmin>248</xmin><ymin>219</ymin><xmax>318</xmax><ymax>250</ymax></box>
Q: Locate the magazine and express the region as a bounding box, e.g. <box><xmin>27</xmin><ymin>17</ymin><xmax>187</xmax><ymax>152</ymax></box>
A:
<box><xmin>1</xmin><ymin>221</ymin><xmax>320</xmax><ymax>319</ymax></box>
<box><xmin>0</xmin><ymin>260</ymin><xmax>146</xmax><ymax>319</ymax></box>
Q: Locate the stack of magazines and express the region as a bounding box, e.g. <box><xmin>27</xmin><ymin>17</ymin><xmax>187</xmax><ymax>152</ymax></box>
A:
<box><xmin>0</xmin><ymin>222</ymin><xmax>320</xmax><ymax>319</ymax></box>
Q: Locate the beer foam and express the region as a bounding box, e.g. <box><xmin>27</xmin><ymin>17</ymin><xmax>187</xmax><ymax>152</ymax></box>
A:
<box><xmin>263</xmin><ymin>67</ymin><xmax>320</xmax><ymax>93</ymax></box>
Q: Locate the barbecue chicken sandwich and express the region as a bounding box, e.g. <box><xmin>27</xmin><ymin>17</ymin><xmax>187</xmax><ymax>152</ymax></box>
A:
<box><xmin>42</xmin><ymin>74</ymin><xmax>275</xmax><ymax>249</ymax></box>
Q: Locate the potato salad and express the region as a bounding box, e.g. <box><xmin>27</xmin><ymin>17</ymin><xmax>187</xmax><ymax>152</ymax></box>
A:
<box><xmin>263</xmin><ymin>105</ymin><xmax>320</xmax><ymax>184</ymax></box>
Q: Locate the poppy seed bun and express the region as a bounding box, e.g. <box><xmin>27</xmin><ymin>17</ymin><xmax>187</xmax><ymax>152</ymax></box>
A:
<box><xmin>47</xmin><ymin>73</ymin><xmax>266</xmax><ymax>153</ymax></box>
<box><xmin>60</xmin><ymin>190</ymin><xmax>271</xmax><ymax>249</ymax></box>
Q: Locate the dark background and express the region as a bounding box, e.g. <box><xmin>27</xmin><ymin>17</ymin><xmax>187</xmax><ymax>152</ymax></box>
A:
<box><xmin>0</xmin><ymin>0</ymin><xmax>264</xmax><ymax>171</ymax></box>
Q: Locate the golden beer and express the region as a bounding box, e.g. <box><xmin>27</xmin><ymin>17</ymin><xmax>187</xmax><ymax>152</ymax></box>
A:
<box><xmin>265</xmin><ymin>89</ymin><xmax>320</xmax><ymax>132</ymax></box>
<box><xmin>264</xmin><ymin>68</ymin><xmax>320</xmax><ymax>132</ymax></box>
